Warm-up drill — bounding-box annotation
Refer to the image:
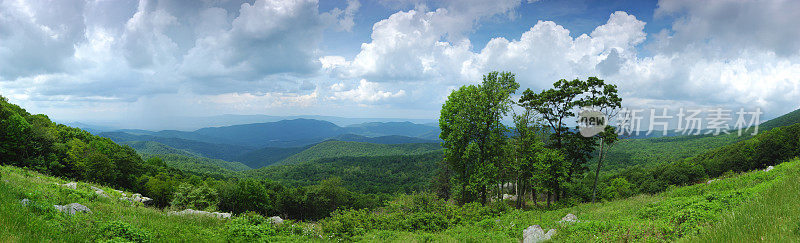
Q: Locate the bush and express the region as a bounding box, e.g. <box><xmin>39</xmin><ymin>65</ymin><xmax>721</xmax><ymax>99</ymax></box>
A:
<box><xmin>99</xmin><ymin>221</ymin><xmax>151</xmax><ymax>243</ymax></box>
<box><xmin>170</xmin><ymin>183</ymin><xmax>219</xmax><ymax>211</ymax></box>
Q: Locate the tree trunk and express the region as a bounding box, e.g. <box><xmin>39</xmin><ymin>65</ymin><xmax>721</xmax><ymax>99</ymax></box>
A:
<box><xmin>591</xmin><ymin>138</ymin><xmax>605</xmax><ymax>203</ymax></box>
<box><xmin>515</xmin><ymin>177</ymin><xmax>522</xmax><ymax>209</ymax></box>
<box><xmin>481</xmin><ymin>185</ymin><xmax>487</xmax><ymax>205</ymax></box>
<box><xmin>546</xmin><ymin>192</ymin><xmax>552</xmax><ymax>207</ymax></box>
<box><xmin>531</xmin><ymin>187</ymin><xmax>538</xmax><ymax>207</ymax></box>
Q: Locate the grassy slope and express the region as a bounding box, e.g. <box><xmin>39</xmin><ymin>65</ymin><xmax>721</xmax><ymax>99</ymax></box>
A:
<box><xmin>362</xmin><ymin>158</ymin><xmax>800</xmax><ymax>242</ymax></box>
<box><xmin>687</xmin><ymin>160</ymin><xmax>800</xmax><ymax>242</ymax></box>
<box><xmin>276</xmin><ymin>141</ymin><xmax>442</xmax><ymax>165</ymax></box>
<box><xmin>0</xmin><ymin>165</ymin><xmax>228</xmax><ymax>242</ymax></box>
<box><xmin>2</xmin><ymin>158</ymin><xmax>797</xmax><ymax>242</ymax></box>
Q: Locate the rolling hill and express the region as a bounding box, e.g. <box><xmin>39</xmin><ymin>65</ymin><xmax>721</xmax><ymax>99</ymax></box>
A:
<box><xmin>194</xmin><ymin>119</ymin><xmax>346</xmax><ymax>147</ymax></box>
<box><xmin>328</xmin><ymin>134</ymin><xmax>439</xmax><ymax>144</ymax></box>
<box><xmin>343</xmin><ymin>121</ymin><xmax>440</xmax><ymax>138</ymax></box>
<box><xmin>598</xmin><ymin>107</ymin><xmax>800</xmax><ymax>172</ymax></box>
<box><xmin>99</xmin><ymin>131</ymin><xmax>255</xmax><ymax>161</ymax></box>
<box><xmin>245</xmin><ymin>151</ymin><xmax>443</xmax><ymax>194</ymax></box>
<box><xmin>233</xmin><ymin>145</ymin><xmax>313</xmax><ymax>169</ymax></box>
<box><xmin>275</xmin><ymin>140</ymin><xmax>442</xmax><ymax>166</ymax></box>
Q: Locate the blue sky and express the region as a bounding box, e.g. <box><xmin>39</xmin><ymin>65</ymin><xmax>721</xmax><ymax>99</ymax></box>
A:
<box><xmin>1</xmin><ymin>0</ymin><xmax>799</xmax><ymax>130</ymax></box>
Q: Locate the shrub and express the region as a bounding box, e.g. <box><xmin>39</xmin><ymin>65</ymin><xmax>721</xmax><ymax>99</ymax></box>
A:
<box><xmin>99</xmin><ymin>221</ymin><xmax>151</xmax><ymax>243</ymax></box>
<box><xmin>226</xmin><ymin>214</ymin><xmax>277</xmax><ymax>242</ymax></box>
<box><xmin>170</xmin><ymin>183</ymin><xmax>219</xmax><ymax>211</ymax></box>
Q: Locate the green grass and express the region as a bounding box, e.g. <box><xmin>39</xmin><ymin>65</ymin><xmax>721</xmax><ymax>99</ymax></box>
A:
<box><xmin>344</xmin><ymin>158</ymin><xmax>800</xmax><ymax>242</ymax></box>
<box><xmin>0</xmin><ymin>165</ymin><xmax>231</xmax><ymax>242</ymax></box>
<box><xmin>685</xmin><ymin>161</ymin><xmax>800</xmax><ymax>242</ymax></box>
<box><xmin>2</xmin><ymin>158</ymin><xmax>798</xmax><ymax>242</ymax></box>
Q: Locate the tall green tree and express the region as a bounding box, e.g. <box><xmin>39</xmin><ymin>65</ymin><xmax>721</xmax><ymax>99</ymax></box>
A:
<box><xmin>439</xmin><ymin>71</ymin><xmax>519</xmax><ymax>204</ymax></box>
<box><xmin>576</xmin><ymin>77</ymin><xmax>622</xmax><ymax>203</ymax></box>
<box><xmin>519</xmin><ymin>77</ymin><xmax>621</xmax><ymax>202</ymax></box>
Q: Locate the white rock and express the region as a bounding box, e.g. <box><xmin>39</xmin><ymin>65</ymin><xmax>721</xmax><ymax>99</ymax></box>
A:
<box><xmin>20</xmin><ymin>198</ymin><xmax>30</xmax><ymax>206</ymax></box>
<box><xmin>269</xmin><ymin>216</ymin><xmax>284</xmax><ymax>225</ymax></box>
<box><xmin>559</xmin><ymin>213</ymin><xmax>578</xmax><ymax>223</ymax></box>
<box><xmin>171</xmin><ymin>209</ymin><xmax>231</xmax><ymax>219</ymax></box>
<box><xmin>764</xmin><ymin>166</ymin><xmax>774</xmax><ymax>172</ymax></box>
<box><xmin>523</xmin><ymin>225</ymin><xmax>555</xmax><ymax>243</ymax></box>
<box><xmin>140</xmin><ymin>197</ymin><xmax>154</xmax><ymax>205</ymax></box>
<box><xmin>62</xmin><ymin>182</ymin><xmax>77</xmax><ymax>190</ymax></box>
<box><xmin>54</xmin><ymin>203</ymin><xmax>91</xmax><ymax>215</ymax></box>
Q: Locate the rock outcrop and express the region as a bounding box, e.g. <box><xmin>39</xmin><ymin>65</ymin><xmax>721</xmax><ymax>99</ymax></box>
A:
<box><xmin>269</xmin><ymin>216</ymin><xmax>284</xmax><ymax>225</ymax></box>
<box><xmin>91</xmin><ymin>186</ymin><xmax>109</xmax><ymax>198</ymax></box>
<box><xmin>522</xmin><ymin>225</ymin><xmax>556</xmax><ymax>243</ymax></box>
<box><xmin>62</xmin><ymin>182</ymin><xmax>77</xmax><ymax>190</ymax></box>
<box><xmin>120</xmin><ymin>193</ymin><xmax>153</xmax><ymax>205</ymax></box>
<box><xmin>558</xmin><ymin>213</ymin><xmax>578</xmax><ymax>223</ymax></box>
<box><xmin>54</xmin><ymin>203</ymin><xmax>91</xmax><ymax>215</ymax></box>
<box><xmin>170</xmin><ymin>209</ymin><xmax>231</xmax><ymax>219</ymax></box>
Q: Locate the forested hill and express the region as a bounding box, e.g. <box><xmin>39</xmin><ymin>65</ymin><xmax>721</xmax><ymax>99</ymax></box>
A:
<box><xmin>598</xmin><ymin>107</ymin><xmax>800</xmax><ymax>172</ymax></box>
<box><xmin>99</xmin><ymin>131</ymin><xmax>255</xmax><ymax>162</ymax></box>
<box><xmin>275</xmin><ymin>141</ymin><xmax>442</xmax><ymax>166</ymax></box>
<box><xmin>100</xmin><ymin>119</ymin><xmax>441</xmax><ymax>148</ymax></box>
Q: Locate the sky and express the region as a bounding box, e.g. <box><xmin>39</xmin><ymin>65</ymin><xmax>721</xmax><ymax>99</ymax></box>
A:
<box><xmin>1</xmin><ymin>0</ymin><xmax>799</xmax><ymax>130</ymax></box>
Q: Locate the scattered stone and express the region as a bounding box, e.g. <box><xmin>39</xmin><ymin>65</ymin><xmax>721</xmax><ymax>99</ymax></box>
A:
<box><xmin>764</xmin><ymin>166</ymin><xmax>774</xmax><ymax>172</ymax></box>
<box><xmin>170</xmin><ymin>209</ymin><xmax>231</xmax><ymax>219</ymax></box>
<box><xmin>558</xmin><ymin>213</ymin><xmax>578</xmax><ymax>223</ymax></box>
<box><xmin>54</xmin><ymin>203</ymin><xmax>91</xmax><ymax>215</ymax></box>
<box><xmin>502</xmin><ymin>194</ymin><xmax>518</xmax><ymax>201</ymax></box>
<box><xmin>62</xmin><ymin>182</ymin><xmax>77</xmax><ymax>190</ymax></box>
<box><xmin>112</xmin><ymin>189</ymin><xmax>126</xmax><ymax>197</ymax></box>
<box><xmin>140</xmin><ymin>197</ymin><xmax>154</xmax><ymax>205</ymax></box>
<box><xmin>269</xmin><ymin>216</ymin><xmax>284</xmax><ymax>225</ymax></box>
<box><xmin>20</xmin><ymin>198</ymin><xmax>30</xmax><ymax>206</ymax></box>
<box><xmin>523</xmin><ymin>225</ymin><xmax>556</xmax><ymax>243</ymax></box>
<box><xmin>90</xmin><ymin>186</ymin><xmax>109</xmax><ymax>198</ymax></box>
<box><xmin>706</xmin><ymin>179</ymin><xmax>717</xmax><ymax>184</ymax></box>
<box><xmin>120</xmin><ymin>193</ymin><xmax>153</xmax><ymax>205</ymax></box>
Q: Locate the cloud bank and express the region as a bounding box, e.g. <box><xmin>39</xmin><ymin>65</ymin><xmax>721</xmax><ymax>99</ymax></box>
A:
<box><xmin>1</xmin><ymin>0</ymin><xmax>798</xmax><ymax>129</ymax></box>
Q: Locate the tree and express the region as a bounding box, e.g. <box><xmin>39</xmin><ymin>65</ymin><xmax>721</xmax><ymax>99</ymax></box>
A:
<box><xmin>439</xmin><ymin>71</ymin><xmax>519</xmax><ymax>204</ymax></box>
<box><xmin>576</xmin><ymin>77</ymin><xmax>622</xmax><ymax>203</ymax></box>
<box><xmin>518</xmin><ymin>78</ymin><xmax>586</xmax><ymax>201</ymax></box>
<box><xmin>519</xmin><ymin>77</ymin><xmax>621</xmax><ymax>202</ymax></box>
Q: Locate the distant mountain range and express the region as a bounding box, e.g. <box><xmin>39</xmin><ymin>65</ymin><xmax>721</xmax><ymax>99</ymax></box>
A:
<box><xmin>62</xmin><ymin>114</ymin><xmax>439</xmax><ymax>132</ymax></box>
<box><xmin>98</xmin><ymin>118</ymin><xmax>442</xmax><ymax>168</ymax></box>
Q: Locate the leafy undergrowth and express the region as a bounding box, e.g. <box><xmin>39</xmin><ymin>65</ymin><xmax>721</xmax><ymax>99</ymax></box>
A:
<box><xmin>1</xmin><ymin>159</ymin><xmax>798</xmax><ymax>242</ymax></box>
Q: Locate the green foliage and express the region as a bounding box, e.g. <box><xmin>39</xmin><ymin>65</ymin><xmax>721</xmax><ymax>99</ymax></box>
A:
<box><xmin>246</xmin><ymin>151</ymin><xmax>441</xmax><ymax>194</ymax></box>
<box><xmin>141</xmin><ymin>154</ymin><xmax>248</xmax><ymax>177</ymax></box>
<box><xmin>319</xmin><ymin>193</ymin><xmax>509</xmax><ymax>239</ymax></box>
<box><xmin>277</xmin><ymin>140</ymin><xmax>441</xmax><ymax>165</ymax></box>
<box><xmin>234</xmin><ymin>145</ymin><xmax>309</xmax><ymax>169</ymax></box>
<box><xmin>440</xmin><ymin>71</ymin><xmax>519</xmax><ymax>204</ymax></box>
<box><xmin>601</xmin><ymin>177</ymin><xmax>633</xmax><ymax>200</ymax></box>
<box><xmin>170</xmin><ymin>183</ymin><xmax>219</xmax><ymax>211</ymax></box>
<box><xmin>99</xmin><ymin>221</ymin><xmax>152</xmax><ymax>243</ymax></box>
